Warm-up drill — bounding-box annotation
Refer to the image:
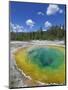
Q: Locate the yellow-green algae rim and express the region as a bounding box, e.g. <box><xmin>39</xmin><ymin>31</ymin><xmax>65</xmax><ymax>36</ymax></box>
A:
<box><xmin>13</xmin><ymin>44</ymin><xmax>65</xmax><ymax>85</ymax></box>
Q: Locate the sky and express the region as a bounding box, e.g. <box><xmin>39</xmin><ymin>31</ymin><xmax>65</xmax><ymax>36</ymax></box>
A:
<box><xmin>10</xmin><ymin>1</ymin><xmax>66</xmax><ymax>32</ymax></box>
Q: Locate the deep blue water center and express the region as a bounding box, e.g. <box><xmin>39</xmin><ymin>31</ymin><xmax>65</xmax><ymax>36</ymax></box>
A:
<box><xmin>28</xmin><ymin>47</ymin><xmax>64</xmax><ymax>69</ymax></box>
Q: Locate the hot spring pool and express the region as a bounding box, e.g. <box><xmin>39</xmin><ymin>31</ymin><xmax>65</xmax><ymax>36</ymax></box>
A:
<box><xmin>14</xmin><ymin>45</ymin><xmax>65</xmax><ymax>85</ymax></box>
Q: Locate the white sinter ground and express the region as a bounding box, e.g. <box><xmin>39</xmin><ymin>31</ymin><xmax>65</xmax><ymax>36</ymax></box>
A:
<box><xmin>9</xmin><ymin>40</ymin><xmax>65</xmax><ymax>88</ymax></box>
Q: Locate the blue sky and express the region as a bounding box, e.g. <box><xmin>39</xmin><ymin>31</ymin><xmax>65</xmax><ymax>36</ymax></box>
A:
<box><xmin>10</xmin><ymin>1</ymin><xmax>66</xmax><ymax>32</ymax></box>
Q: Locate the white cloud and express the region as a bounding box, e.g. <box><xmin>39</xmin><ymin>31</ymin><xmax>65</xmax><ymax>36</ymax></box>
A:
<box><xmin>46</xmin><ymin>4</ymin><xmax>59</xmax><ymax>15</ymax></box>
<box><xmin>46</xmin><ymin>4</ymin><xmax>63</xmax><ymax>15</ymax></box>
<box><xmin>26</xmin><ymin>19</ymin><xmax>35</xmax><ymax>28</ymax></box>
<box><xmin>59</xmin><ymin>9</ymin><xmax>63</xmax><ymax>13</ymax></box>
<box><xmin>37</xmin><ymin>12</ymin><xmax>44</xmax><ymax>16</ymax></box>
<box><xmin>16</xmin><ymin>24</ymin><xmax>24</xmax><ymax>32</ymax></box>
<box><xmin>44</xmin><ymin>21</ymin><xmax>52</xmax><ymax>28</ymax></box>
<box><xmin>10</xmin><ymin>23</ymin><xmax>16</xmax><ymax>31</ymax></box>
<box><xmin>10</xmin><ymin>22</ymin><xmax>24</xmax><ymax>32</ymax></box>
<box><xmin>42</xmin><ymin>29</ymin><xmax>47</xmax><ymax>31</ymax></box>
<box><xmin>10</xmin><ymin>23</ymin><xmax>16</xmax><ymax>32</ymax></box>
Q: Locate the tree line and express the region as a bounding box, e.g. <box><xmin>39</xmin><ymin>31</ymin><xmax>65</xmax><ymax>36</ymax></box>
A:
<box><xmin>10</xmin><ymin>25</ymin><xmax>65</xmax><ymax>41</ymax></box>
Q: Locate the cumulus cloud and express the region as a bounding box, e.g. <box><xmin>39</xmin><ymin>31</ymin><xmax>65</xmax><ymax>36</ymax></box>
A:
<box><xmin>46</xmin><ymin>4</ymin><xmax>63</xmax><ymax>15</ymax></box>
<box><xmin>10</xmin><ymin>23</ymin><xmax>16</xmax><ymax>32</ymax></box>
<box><xmin>10</xmin><ymin>23</ymin><xmax>16</xmax><ymax>31</ymax></box>
<box><xmin>37</xmin><ymin>11</ymin><xmax>44</xmax><ymax>16</ymax></box>
<box><xmin>59</xmin><ymin>9</ymin><xmax>63</xmax><ymax>13</ymax></box>
<box><xmin>15</xmin><ymin>24</ymin><xmax>24</xmax><ymax>32</ymax></box>
<box><xmin>26</xmin><ymin>19</ymin><xmax>35</xmax><ymax>28</ymax></box>
<box><xmin>44</xmin><ymin>21</ymin><xmax>52</xmax><ymax>28</ymax></box>
<box><xmin>42</xmin><ymin>29</ymin><xmax>47</xmax><ymax>31</ymax></box>
<box><xmin>10</xmin><ymin>22</ymin><xmax>24</xmax><ymax>32</ymax></box>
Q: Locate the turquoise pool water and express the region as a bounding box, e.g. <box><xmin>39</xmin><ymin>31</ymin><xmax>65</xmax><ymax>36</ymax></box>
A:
<box><xmin>28</xmin><ymin>47</ymin><xmax>64</xmax><ymax>69</ymax></box>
